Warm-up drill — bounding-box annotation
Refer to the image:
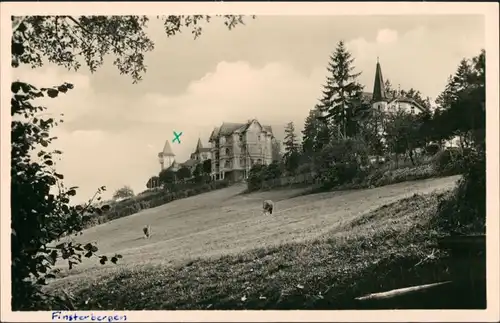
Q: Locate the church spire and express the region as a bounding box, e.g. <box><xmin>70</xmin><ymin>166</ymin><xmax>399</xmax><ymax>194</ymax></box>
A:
<box><xmin>372</xmin><ymin>58</ymin><xmax>387</xmax><ymax>102</ymax></box>
<box><xmin>195</xmin><ymin>138</ymin><xmax>203</xmax><ymax>153</ymax></box>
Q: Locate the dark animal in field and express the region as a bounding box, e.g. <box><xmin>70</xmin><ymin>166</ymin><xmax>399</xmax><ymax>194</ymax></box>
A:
<box><xmin>143</xmin><ymin>225</ymin><xmax>151</xmax><ymax>239</ymax></box>
<box><xmin>263</xmin><ymin>200</ymin><xmax>274</xmax><ymax>215</ymax></box>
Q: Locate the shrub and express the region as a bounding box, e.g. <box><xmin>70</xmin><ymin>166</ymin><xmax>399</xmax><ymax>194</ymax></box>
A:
<box><xmin>431</xmin><ymin>148</ymin><xmax>485</xmax><ymax>234</ymax></box>
<box><xmin>425</xmin><ymin>143</ymin><xmax>440</xmax><ymax>156</ymax></box>
<box><xmin>247</xmin><ymin>164</ymin><xmax>267</xmax><ymax>192</ymax></box>
<box><xmin>433</xmin><ymin>147</ymin><xmax>469</xmax><ymax>175</ymax></box>
<box><xmin>296</xmin><ymin>162</ymin><xmax>312</xmax><ymax>175</ymax></box>
<box><xmin>314</xmin><ymin>138</ymin><xmax>369</xmax><ymax>188</ymax></box>
<box><xmin>368</xmin><ymin>164</ymin><xmax>437</xmax><ymax>187</ymax></box>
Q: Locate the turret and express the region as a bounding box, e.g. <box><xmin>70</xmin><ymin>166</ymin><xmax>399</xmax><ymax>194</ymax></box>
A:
<box><xmin>372</xmin><ymin>57</ymin><xmax>388</xmax><ymax>111</ymax></box>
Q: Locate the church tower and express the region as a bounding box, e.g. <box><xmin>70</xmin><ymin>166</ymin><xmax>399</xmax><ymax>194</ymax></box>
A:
<box><xmin>372</xmin><ymin>57</ymin><xmax>388</xmax><ymax>111</ymax></box>
<box><xmin>158</xmin><ymin>140</ymin><xmax>175</xmax><ymax>172</ymax></box>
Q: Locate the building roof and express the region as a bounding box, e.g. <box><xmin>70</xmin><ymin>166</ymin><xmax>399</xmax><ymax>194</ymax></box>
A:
<box><xmin>160</xmin><ymin>140</ymin><xmax>175</xmax><ymax>157</ymax></box>
<box><xmin>194</xmin><ymin>138</ymin><xmax>211</xmax><ymax>153</ymax></box>
<box><xmin>372</xmin><ymin>58</ymin><xmax>388</xmax><ymax>103</ymax></box>
<box><xmin>388</xmin><ymin>97</ymin><xmax>429</xmax><ymax>113</ymax></box>
<box><xmin>209</xmin><ymin>120</ymin><xmax>273</xmax><ymax>141</ymax></box>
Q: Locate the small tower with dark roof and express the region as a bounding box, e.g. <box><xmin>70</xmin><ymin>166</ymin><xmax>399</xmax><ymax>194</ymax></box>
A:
<box><xmin>158</xmin><ymin>139</ymin><xmax>175</xmax><ymax>172</ymax></box>
<box><xmin>195</xmin><ymin>138</ymin><xmax>203</xmax><ymax>153</ymax></box>
<box><xmin>372</xmin><ymin>57</ymin><xmax>388</xmax><ymax>111</ymax></box>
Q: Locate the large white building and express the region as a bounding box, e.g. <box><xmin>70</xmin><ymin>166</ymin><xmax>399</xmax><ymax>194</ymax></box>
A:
<box><xmin>208</xmin><ymin>119</ymin><xmax>277</xmax><ymax>181</ymax></box>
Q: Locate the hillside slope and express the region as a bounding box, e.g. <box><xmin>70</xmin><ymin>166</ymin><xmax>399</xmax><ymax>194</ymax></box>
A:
<box><xmin>49</xmin><ymin>175</ymin><xmax>460</xmax><ymax>289</ymax></box>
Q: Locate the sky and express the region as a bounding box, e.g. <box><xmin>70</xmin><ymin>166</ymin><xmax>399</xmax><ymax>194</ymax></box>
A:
<box><xmin>12</xmin><ymin>15</ymin><xmax>485</xmax><ymax>204</ymax></box>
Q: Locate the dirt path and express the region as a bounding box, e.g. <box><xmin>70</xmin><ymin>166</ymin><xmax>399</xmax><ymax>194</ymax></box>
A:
<box><xmin>51</xmin><ymin>176</ymin><xmax>460</xmax><ymax>284</ymax></box>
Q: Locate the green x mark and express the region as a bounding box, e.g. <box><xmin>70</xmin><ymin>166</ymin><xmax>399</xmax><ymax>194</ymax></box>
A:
<box><xmin>172</xmin><ymin>131</ymin><xmax>183</xmax><ymax>144</ymax></box>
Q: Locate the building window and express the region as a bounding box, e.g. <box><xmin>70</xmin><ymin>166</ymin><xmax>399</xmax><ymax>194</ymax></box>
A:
<box><xmin>224</xmin><ymin>160</ymin><xmax>231</xmax><ymax>169</ymax></box>
<box><xmin>225</xmin><ymin>148</ymin><xmax>231</xmax><ymax>155</ymax></box>
<box><xmin>257</xmin><ymin>159</ymin><xmax>262</xmax><ymax>164</ymax></box>
<box><xmin>239</xmin><ymin>134</ymin><xmax>244</xmax><ymax>142</ymax></box>
<box><xmin>240</xmin><ymin>157</ymin><xmax>246</xmax><ymax>167</ymax></box>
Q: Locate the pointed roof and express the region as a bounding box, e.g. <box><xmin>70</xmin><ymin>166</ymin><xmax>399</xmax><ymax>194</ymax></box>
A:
<box><xmin>372</xmin><ymin>58</ymin><xmax>387</xmax><ymax>102</ymax></box>
<box><xmin>210</xmin><ymin>120</ymin><xmax>274</xmax><ymax>139</ymax></box>
<box><xmin>388</xmin><ymin>97</ymin><xmax>429</xmax><ymax>113</ymax></box>
<box><xmin>195</xmin><ymin>138</ymin><xmax>203</xmax><ymax>153</ymax></box>
<box><xmin>209</xmin><ymin>127</ymin><xmax>220</xmax><ymax>141</ymax></box>
<box><xmin>161</xmin><ymin>140</ymin><xmax>175</xmax><ymax>157</ymax></box>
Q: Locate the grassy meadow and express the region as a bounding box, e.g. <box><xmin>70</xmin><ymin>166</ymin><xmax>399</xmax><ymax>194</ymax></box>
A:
<box><xmin>43</xmin><ymin>175</ymin><xmax>462</xmax><ymax>310</ymax></box>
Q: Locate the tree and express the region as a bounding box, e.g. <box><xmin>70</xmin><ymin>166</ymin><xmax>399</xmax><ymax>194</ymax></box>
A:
<box><xmin>283</xmin><ymin>122</ymin><xmax>299</xmax><ymax>155</ymax></box>
<box><xmin>202</xmin><ymin>159</ymin><xmax>212</xmax><ymax>176</ymax></box>
<box><xmin>271</xmin><ymin>138</ymin><xmax>282</xmax><ymax>162</ymax></box>
<box><xmin>113</xmin><ymin>186</ymin><xmax>135</xmax><ymax>199</ymax></box>
<box><xmin>177</xmin><ymin>166</ymin><xmax>192</xmax><ymax>181</ymax></box>
<box><xmin>314</xmin><ymin>137</ymin><xmax>369</xmax><ymax>188</ymax></box>
<box><xmin>11</xmin><ymin>14</ymin><xmax>251</xmax><ymax>310</ymax></box>
<box><xmin>283</xmin><ymin>122</ymin><xmax>301</xmax><ymax>174</ymax></box>
<box><xmin>433</xmin><ymin>51</ymin><xmax>485</xmax><ymax>149</ymax></box>
<box><xmin>159</xmin><ymin>169</ymin><xmax>176</xmax><ymax>187</ymax></box>
<box><xmin>319</xmin><ymin>40</ymin><xmax>364</xmax><ymax>139</ymax></box>
<box><xmin>192</xmin><ymin>164</ymin><xmax>204</xmax><ymax>183</ymax></box>
<box><xmin>383</xmin><ymin>110</ymin><xmax>424</xmax><ymax>166</ymax></box>
<box><xmin>302</xmin><ymin>106</ymin><xmax>329</xmax><ymax>155</ymax></box>
<box><xmin>264</xmin><ymin>161</ymin><xmax>283</xmax><ymax>181</ymax></box>
<box><xmin>11</xmin><ymin>82</ymin><xmax>118</xmax><ymax>310</ymax></box>
<box><xmin>430</xmin><ymin>50</ymin><xmax>486</xmax><ymax>235</ymax></box>
<box><xmin>358</xmin><ymin>107</ymin><xmax>386</xmax><ymax>158</ymax></box>
<box><xmin>384</xmin><ymin>79</ymin><xmax>398</xmax><ymax>99</ymax></box>
<box><xmin>247</xmin><ymin>164</ymin><xmax>266</xmax><ymax>191</ymax></box>
<box><xmin>12</xmin><ymin>15</ymin><xmax>252</xmax><ymax>83</ymax></box>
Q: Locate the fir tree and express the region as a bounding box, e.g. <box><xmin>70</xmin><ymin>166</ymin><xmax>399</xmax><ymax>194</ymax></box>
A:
<box><xmin>283</xmin><ymin>122</ymin><xmax>300</xmax><ymax>174</ymax></box>
<box><xmin>302</xmin><ymin>106</ymin><xmax>328</xmax><ymax>155</ymax></box>
<box><xmin>283</xmin><ymin>121</ymin><xmax>299</xmax><ymax>155</ymax></box>
<box><xmin>433</xmin><ymin>51</ymin><xmax>485</xmax><ymax>148</ymax></box>
<box><xmin>319</xmin><ymin>40</ymin><xmax>364</xmax><ymax>138</ymax></box>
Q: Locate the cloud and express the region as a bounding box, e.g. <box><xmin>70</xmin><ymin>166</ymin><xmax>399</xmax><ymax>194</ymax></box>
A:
<box><xmin>14</xmin><ymin>61</ymin><xmax>324</xmax><ymax>203</ymax></box>
<box><xmin>346</xmin><ymin>25</ymin><xmax>484</xmax><ymax>100</ymax></box>
<box><xmin>136</xmin><ymin>61</ymin><xmax>324</xmax><ymax>127</ymax></box>
<box><xmin>376</xmin><ymin>29</ymin><xmax>398</xmax><ymax>44</ymax></box>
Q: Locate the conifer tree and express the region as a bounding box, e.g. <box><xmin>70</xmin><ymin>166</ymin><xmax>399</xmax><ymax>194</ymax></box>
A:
<box><xmin>283</xmin><ymin>122</ymin><xmax>299</xmax><ymax>155</ymax></box>
<box><xmin>319</xmin><ymin>40</ymin><xmax>364</xmax><ymax>138</ymax></box>
<box><xmin>302</xmin><ymin>106</ymin><xmax>328</xmax><ymax>155</ymax></box>
<box><xmin>283</xmin><ymin>122</ymin><xmax>300</xmax><ymax>174</ymax></box>
<box><xmin>433</xmin><ymin>52</ymin><xmax>484</xmax><ymax>147</ymax></box>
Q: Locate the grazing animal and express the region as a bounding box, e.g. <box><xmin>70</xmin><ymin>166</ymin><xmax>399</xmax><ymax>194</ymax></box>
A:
<box><xmin>143</xmin><ymin>225</ymin><xmax>151</xmax><ymax>239</ymax></box>
<box><xmin>262</xmin><ymin>200</ymin><xmax>274</xmax><ymax>216</ymax></box>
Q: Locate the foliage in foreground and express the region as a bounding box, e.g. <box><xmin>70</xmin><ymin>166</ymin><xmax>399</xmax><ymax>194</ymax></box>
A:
<box><xmin>11</xmin><ymin>82</ymin><xmax>120</xmax><ymax>311</ymax></box>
